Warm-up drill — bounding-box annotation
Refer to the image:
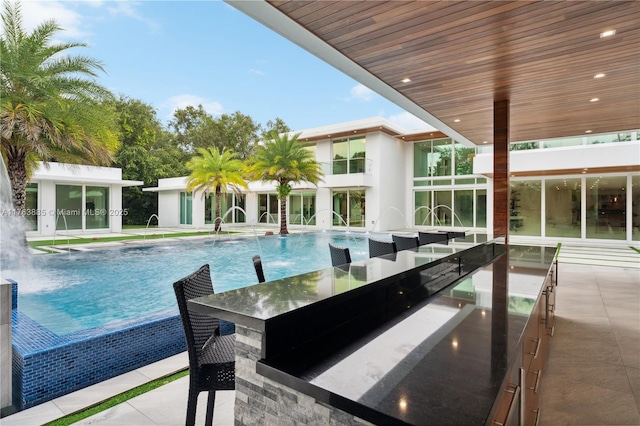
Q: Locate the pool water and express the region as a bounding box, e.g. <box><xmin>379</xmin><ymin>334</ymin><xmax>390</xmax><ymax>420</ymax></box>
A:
<box><xmin>8</xmin><ymin>232</ymin><xmax>375</xmax><ymax>334</ymax></box>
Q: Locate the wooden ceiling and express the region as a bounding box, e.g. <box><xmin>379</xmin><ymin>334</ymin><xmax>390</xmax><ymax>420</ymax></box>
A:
<box><xmin>259</xmin><ymin>1</ymin><xmax>640</xmax><ymax>146</ymax></box>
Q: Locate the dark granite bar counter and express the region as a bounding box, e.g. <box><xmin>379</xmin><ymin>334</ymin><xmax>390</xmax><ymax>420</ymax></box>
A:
<box><xmin>188</xmin><ymin>242</ymin><xmax>557</xmax><ymax>425</ymax></box>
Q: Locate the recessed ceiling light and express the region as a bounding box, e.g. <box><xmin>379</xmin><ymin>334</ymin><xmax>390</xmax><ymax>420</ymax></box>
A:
<box><xmin>482</xmin><ymin>141</ymin><xmax>488</xmax><ymax>144</ymax></box>
<box><xmin>594</xmin><ymin>73</ymin><xmax>606</xmax><ymax>79</ymax></box>
<box><xmin>600</xmin><ymin>29</ymin><xmax>616</xmax><ymax>38</ymax></box>
<box><xmin>585</xmin><ymin>130</ymin><xmax>592</xmax><ymax>133</ymax></box>
<box><xmin>454</xmin><ymin>119</ymin><xmax>460</xmax><ymax>123</ymax></box>
<box><xmin>590</xmin><ymin>98</ymin><xmax>599</xmax><ymax>102</ymax></box>
<box><xmin>401</xmin><ymin>78</ymin><xmax>412</xmax><ymax>83</ymax></box>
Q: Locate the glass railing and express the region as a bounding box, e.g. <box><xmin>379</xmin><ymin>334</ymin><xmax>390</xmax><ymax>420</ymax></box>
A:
<box><xmin>330</xmin><ymin>157</ymin><xmax>372</xmax><ymax>175</ymax></box>
<box><xmin>476</xmin><ymin>130</ymin><xmax>638</xmax><ymax>154</ymax></box>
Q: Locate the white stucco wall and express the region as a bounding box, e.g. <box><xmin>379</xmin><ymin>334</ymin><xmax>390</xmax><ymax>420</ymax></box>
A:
<box><xmin>473</xmin><ymin>141</ymin><xmax>640</xmax><ymax>175</ymax></box>
<box><xmin>27</xmin><ymin>162</ymin><xmax>141</xmax><ymax>237</ymax></box>
<box><xmin>157</xmin><ymin>190</ymin><xmax>180</xmax><ymax>227</ymax></box>
<box><xmin>367</xmin><ymin>132</ymin><xmax>407</xmax><ymax>231</ymax></box>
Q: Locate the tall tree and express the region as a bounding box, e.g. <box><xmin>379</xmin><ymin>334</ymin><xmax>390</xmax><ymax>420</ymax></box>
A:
<box><xmin>262</xmin><ymin>117</ymin><xmax>291</xmax><ymax>139</ymax></box>
<box><xmin>112</xmin><ymin>96</ymin><xmax>188</xmax><ymax>224</ymax></box>
<box><xmin>169</xmin><ymin>106</ymin><xmax>269</xmax><ymax>160</ymax></box>
<box><xmin>186</xmin><ymin>147</ymin><xmax>248</xmax><ymax>231</ymax></box>
<box><xmin>0</xmin><ymin>0</ymin><xmax>118</xmax><ymax>211</ymax></box>
<box><xmin>215</xmin><ymin>112</ymin><xmax>262</xmax><ymax>160</ymax></box>
<box><xmin>248</xmin><ymin>133</ymin><xmax>323</xmax><ymax>234</ymax></box>
<box><xmin>168</xmin><ymin>105</ymin><xmax>214</xmax><ymax>154</ymax></box>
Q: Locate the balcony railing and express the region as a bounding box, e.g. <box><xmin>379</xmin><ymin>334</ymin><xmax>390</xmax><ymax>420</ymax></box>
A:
<box><xmin>323</xmin><ymin>158</ymin><xmax>372</xmax><ymax>175</ymax></box>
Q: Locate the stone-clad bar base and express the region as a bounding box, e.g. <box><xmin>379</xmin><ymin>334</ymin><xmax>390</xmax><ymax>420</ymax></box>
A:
<box><xmin>234</xmin><ymin>324</ymin><xmax>371</xmax><ymax>426</ymax></box>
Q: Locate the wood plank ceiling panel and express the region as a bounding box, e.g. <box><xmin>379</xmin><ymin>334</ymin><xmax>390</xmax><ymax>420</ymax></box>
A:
<box><xmin>268</xmin><ymin>1</ymin><xmax>640</xmax><ymax>145</ymax></box>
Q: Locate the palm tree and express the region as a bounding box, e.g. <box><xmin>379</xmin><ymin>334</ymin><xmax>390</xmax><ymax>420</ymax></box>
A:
<box><xmin>248</xmin><ymin>132</ymin><xmax>323</xmax><ymax>234</ymax></box>
<box><xmin>0</xmin><ymin>1</ymin><xmax>118</xmax><ymax>212</ymax></box>
<box><xmin>186</xmin><ymin>147</ymin><xmax>248</xmax><ymax>231</ymax></box>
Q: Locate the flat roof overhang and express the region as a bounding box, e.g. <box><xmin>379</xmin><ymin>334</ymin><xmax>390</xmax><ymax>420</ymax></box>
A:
<box><xmin>227</xmin><ymin>1</ymin><xmax>640</xmax><ymax>146</ymax></box>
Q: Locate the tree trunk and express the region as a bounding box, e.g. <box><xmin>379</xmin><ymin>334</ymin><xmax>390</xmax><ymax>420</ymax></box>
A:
<box><xmin>215</xmin><ymin>185</ymin><xmax>222</xmax><ymax>232</ymax></box>
<box><xmin>5</xmin><ymin>149</ymin><xmax>29</xmax><ymax>247</ymax></box>
<box><xmin>6</xmin><ymin>149</ymin><xmax>28</xmax><ymax>212</ymax></box>
<box><xmin>279</xmin><ymin>196</ymin><xmax>288</xmax><ymax>235</ymax></box>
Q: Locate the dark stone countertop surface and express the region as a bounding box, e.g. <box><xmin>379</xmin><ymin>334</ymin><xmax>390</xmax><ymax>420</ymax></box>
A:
<box><xmin>190</xmin><ymin>243</ymin><xmax>557</xmax><ymax>425</ymax></box>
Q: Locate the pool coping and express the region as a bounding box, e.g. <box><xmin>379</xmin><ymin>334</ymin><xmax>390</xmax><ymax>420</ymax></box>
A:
<box><xmin>1</xmin><ymin>351</ymin><xmax>188</xmax><ymax>425</ymax></box>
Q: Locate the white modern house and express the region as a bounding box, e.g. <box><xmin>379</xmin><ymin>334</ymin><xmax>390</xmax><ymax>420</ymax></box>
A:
<box><xmin>146</xmin><ymin>117</ymin><xmax>640</xmax><ymax>245</ymax></box>
<box><xmin>24</xmin><ymin>162</ymin><xmax>142</xmax><ymax>237</ymax></box>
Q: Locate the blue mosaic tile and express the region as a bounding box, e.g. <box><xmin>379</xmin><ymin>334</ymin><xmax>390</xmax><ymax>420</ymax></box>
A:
<box><xmin>11</xmin><ymin>305</ymin><xmax>235</xmax><ymax>411</ymax></box>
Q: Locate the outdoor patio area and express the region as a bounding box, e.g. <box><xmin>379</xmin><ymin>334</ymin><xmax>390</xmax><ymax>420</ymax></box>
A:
<box><xmin>2</xmin><ymin>244</ymin><xmax>638</xmax><ymax>425</ymax></box>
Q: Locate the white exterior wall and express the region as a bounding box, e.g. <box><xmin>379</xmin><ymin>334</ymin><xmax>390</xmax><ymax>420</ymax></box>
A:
<box><xmin>473</xmin><ymin>141</ymin><xmax>640</xmax><ymax>175</ymax></box>
<box><xmin>154</xmin><ymin>177</ymin><xmax>187</xmax><ymax>228</ymax></box>
<box><xmin>27</xmin><ymin>162</ymin><xmax>141</xmax><ymax>237</ymax></box>
<box><xmin>157</xmin><ymin>191</ymin><xmax>180</xmax><ymax>227</ymax></box>
<box><xmin>314</xmin><ymin>139</ymin><xmax>333</xmax><ymax>228</ymax></box>
<box><xmin>38</xmin><ymin>180</ymin><xmax>56</xmax><ymax>235</ymax></box>
<box><xmin>366</xmin><ymin>132</ymin><xmax>407</xmax><ymax>231</ymax></box>
<box><xmin>403</xmin><ymin>141</ymin><xmax>416</xmax><ymax>228</ymax></box>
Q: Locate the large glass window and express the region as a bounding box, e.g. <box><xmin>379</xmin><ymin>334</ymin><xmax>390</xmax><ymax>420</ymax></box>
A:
<box><xmin>56</xmin><ymin>184</ymin><xmax>82</xmax><ymax>230</ymax></box>
<box><xmin>413</xmin><ymin>141</ymin><xmax>431</xmax><ymax>178</ymax></box>
<box><xmin>85</xmin><ymin>186</ymin><xmax>109</xmax><ymax>229</ymax></box>
<box><xmin>25</xmin><ymin>183</ymin><xmax>38</xmax><ymax>231</ymax></box>
<box><xmin>220</xmin><ymin>194</ymin><xmax>232</xmax><ymax>222</ymax></box>
<box><xmin>454</xmin><ymin>190</ymin><xmax>474</xmax><ymax>227</ymax></box>
<box><xmin>434</xmin><ymin>190</ymin><xmax>452</xmax><ymax>226</ymax></box>
<box><xmin>204</xmin><ymin>192</ymin><xmax>249</xmax><ymax>225</ymax></box>
<box><xmin>235</xmin><ymin>194</ymin><xmax>246</xmax><ymax>223</ymax></box>
<box><xmin>586</xmin><ymin>176</ymin><xmax>626</xmax><ymax>240</ymax></box>
<box><xmin>289</xmin><ymin>192</ymin><xmax>316</xmax><ymax>226</ymax></box>
<box><xmin>332</xmin><ymin>139</ymin><xmax>348</xmax><ymax>175</ymax></box>
<box><xmin>632</xmin><ymin>175</ymin><xmax>640</xmax><ymax>242</ymax></box>
<box><xmin>414</xmin><ymin>138</ymin><xmax>464</xmax><ymax>178</ymax></box>
<box><xmin>180</xmin><ymin>192</ymin><xmax>192</xmax><ymax>225</ymax></box>
<box><xmin>545</xmin><ymin>178</ymin><xmax>581</xmax><ymax>238</ymax></box>
<box><xmin>258</xmin><ymin>193</ymin><xmax>278</xmax><ymax>224</ymax></box>
<box><xmin>454</xmin><ymin>143</ymin><xmax>475</xmax><ymax>175</ymax></box>
<box><xmin>415</xmin><ymin>189</ymin><xmax>486</xmax><ymax>229</ymax></box>
<box><xmin>476</xmin><ymin>189</ymin><xmax>487</xmax><ymax>228</ymax></box>
<box><xmin>349</xmin><ymin>190</ymin><xmax>365</xmax><ymax>227</ymax></box>
<box><xmin>349</xmin><ymin>137</ymin><xmax>366</xmax><ymax>173</ymax></box>
<box><xmin>414</xmin><ymin>191</ymin><xmax>431</xmax><ymax>227</ymax></box>
<box><xmin>205</xmin><ymin>193</ymin><xmax>213</xmax><ymax>224</ymax></box>
<box><xmin>433</xmin><ymin>139</ymin><xmax>452</xmax><ymax>177</ymax></box>
<box><xmin>510</xmin><ymin>181</ymin><xmax>541</xmax><ymax>236</ymax></box>
<box><xmin>332</xmin><ymin>190</ymin><xmax>365</xmax><ymax>227</ymax></box>
<box><xmin>332</xmin><ymin>136</ymin><xmax>366</xmax><ymax>175</ymax></box>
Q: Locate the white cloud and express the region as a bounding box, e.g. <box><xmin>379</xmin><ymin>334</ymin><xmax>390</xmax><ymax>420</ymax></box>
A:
<box><xmin>17</xmin><ymin>1</ymin><xmax>89</xmax><ymax>39</ymax></box>
<box><xmin>105</xmin><ymin>2</ymin><xmax>160</xmax><ymax>32</ymax></box>
<box><xmin>162</xmin><ymin>94</ymin><xmax>224</xmax><ymax>119</ymax></box>
<box><xmin>387</xmin><ymin>112</ymin><xmax>437</xmax><ymax>132</ymax></box>
<box><xmin>8</xmin><ymin>1</ymin><xmax>159</xmax><ymax>41</ymax></box>
<box><xmin>249</xmin><ymin>68</ymin><xmax>265</xmax><ymax>76</ymax></box>
<box><xmin>350</xmin><ymin>84</ymin><xmax>376</xmax><ymax>101</ymax></box>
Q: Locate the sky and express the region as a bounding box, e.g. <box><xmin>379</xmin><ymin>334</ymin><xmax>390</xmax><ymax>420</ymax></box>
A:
<box><xmin>15</xmin><ymin>0</ymin><xmax>434</xmax><ymax>133</ymax></box>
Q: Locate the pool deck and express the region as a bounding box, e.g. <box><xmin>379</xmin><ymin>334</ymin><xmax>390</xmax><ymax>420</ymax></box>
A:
<box><xmin>3</xmin><ymin>240</ymin><xmax>638</xmax><ymax>425</ymax></box>
<box><xmin>26</xmin><ymin>224</ymin><xmax>304</xmax><ymax>254</ymax></box>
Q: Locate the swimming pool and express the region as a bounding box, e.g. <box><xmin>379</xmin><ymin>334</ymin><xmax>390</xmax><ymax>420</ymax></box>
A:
<box><xmin>8</xmin><ymin>231</ymin><xmax>373</xmax><ymax>335</ymax></box>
